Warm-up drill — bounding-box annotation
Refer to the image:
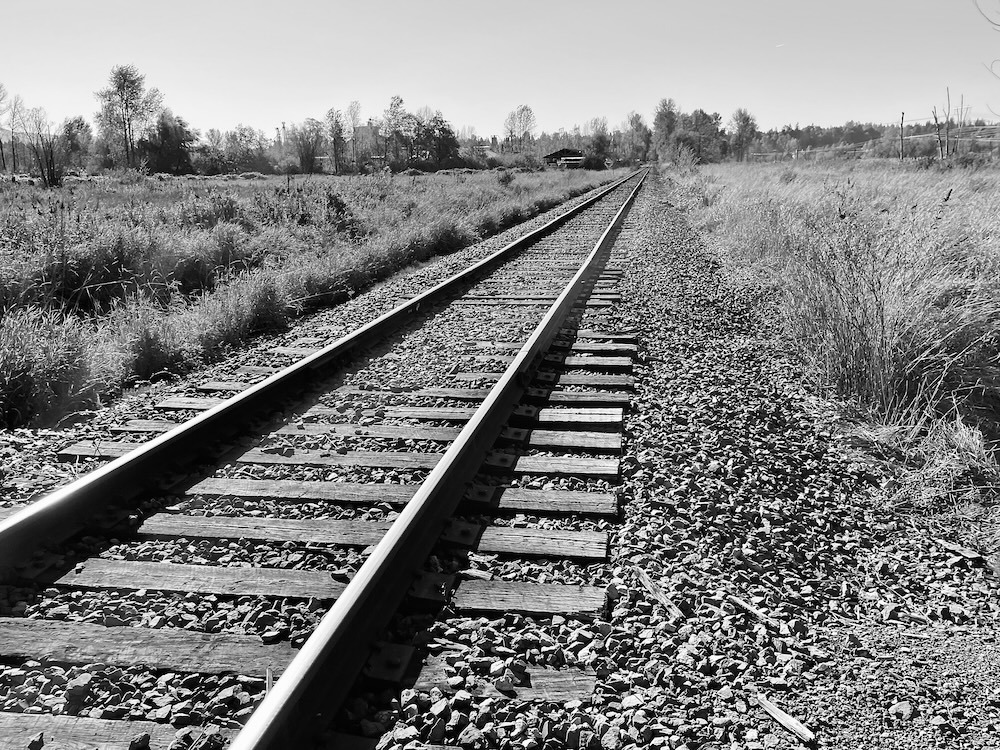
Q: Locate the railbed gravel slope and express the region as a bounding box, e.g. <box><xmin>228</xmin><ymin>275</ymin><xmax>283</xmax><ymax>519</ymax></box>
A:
<box><xmin>365</xmin><ymin>173</ymin><xmax>1000</xmax><ymax>750</ymax></box>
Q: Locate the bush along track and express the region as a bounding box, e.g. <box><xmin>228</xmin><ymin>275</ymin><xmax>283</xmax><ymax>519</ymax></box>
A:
<box><xmin>437</xmin><ymin>174</ymin><xmax>1000</xmax><ymax>750</ymax></box>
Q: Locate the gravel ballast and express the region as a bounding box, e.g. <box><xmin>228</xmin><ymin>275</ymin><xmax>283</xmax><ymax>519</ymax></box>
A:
<box><xmin>365</xmin><ymin>173</ymin><xmax>1000</xmax><ymax>750</ymax></box>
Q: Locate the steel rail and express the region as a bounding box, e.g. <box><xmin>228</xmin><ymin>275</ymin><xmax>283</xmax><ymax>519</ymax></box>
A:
<box><xmin>0</xmin><ymin>170</ymin><xmax>640</xmax><ymax>580</ymax></box>
<box><xmin>229</xmin><ymin>169</ymin><xmax>647</xmax><ymax>749</ymax></box>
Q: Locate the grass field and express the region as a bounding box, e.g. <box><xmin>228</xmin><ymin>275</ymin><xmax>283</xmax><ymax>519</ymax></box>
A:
<box><xmin>0</xmin><ymin>169</ymin><xmax>626</xmax><ymax>428</ymax></box>
<box><xmin>669</xmin><ymin>159</ymin><xmax>1000</xmax><ymax>519</ymax></box>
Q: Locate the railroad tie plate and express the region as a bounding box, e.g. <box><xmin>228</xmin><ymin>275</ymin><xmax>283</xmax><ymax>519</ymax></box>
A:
<box><xmin>363</xmin><ymin>642</ymin><xmax>415</xmax><ymax>683</ymax></box>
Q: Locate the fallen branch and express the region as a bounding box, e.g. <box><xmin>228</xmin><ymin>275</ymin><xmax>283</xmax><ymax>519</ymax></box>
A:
<box><xmin>756</xmin><ymin>693</ymin><xmax>816</xmax><ymax>745</ymax></box>
<box><xmin>634</xmin><ymin>568</ymin><xmax>685</xmax><ymax>620</ymax></box>
<box><xmin>729</xmin><ymin>594</ymin><xmax>780</xmax><ymax>629</ymax></box>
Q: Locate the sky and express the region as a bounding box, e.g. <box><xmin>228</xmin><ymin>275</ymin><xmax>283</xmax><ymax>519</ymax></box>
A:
<box><xmin>2</xmin><ymin>0</ymin><xmax>999</xmax><ymax>138</ymax></box>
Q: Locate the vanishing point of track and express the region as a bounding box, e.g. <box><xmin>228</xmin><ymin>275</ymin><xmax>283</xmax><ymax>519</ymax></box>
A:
<box><xmin>0</xmin><ymin>169</ymin><xmax>646</xmax><ymax>748</ymax></box>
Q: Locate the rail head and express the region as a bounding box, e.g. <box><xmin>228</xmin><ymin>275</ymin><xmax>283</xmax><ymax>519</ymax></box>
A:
<box><xmin>228</xmin><ymin>169</ymin><xmax>648</xmax><ymax>748</ymax></box>
<box><xmin>0</xmin><ymin>170</ymin><xmax>641</xmax><ymax>580</ymax></box>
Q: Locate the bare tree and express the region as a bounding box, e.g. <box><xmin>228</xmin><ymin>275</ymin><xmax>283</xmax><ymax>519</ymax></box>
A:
<box><xmin>18</xmin><ymin>107</ymin><xmax>63</xmax><ymax>187</ymax></box>
<box><xmin>96</xmin><ymin>64</ymin><xmax>163</xmax><ymax>168</ymax></box>
<box><xmin>502</xmin><ymin>110</ymin><xmax>518</xmax><ymax>151</ymax></box>
<box><xmin>0</xmin><ymin>83</ymin><xmax>7</xmax><ymax>172</ymax></box>
<box><xmin>503</xmin><ymin>104</ymin><xmax>536</xmax><ymax>152</ymax></box>
<box><xmin>8</xmin><ymin>93</ymin><xmax>23</xmax><ymax>173</ymax></box>
<box><xmin>345</xmin><ymin>100</ymin><xmax>361</xmax><ymax>170</ymax></box>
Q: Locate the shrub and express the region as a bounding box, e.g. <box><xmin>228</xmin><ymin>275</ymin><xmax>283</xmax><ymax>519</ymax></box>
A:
<box><xmin>0</xmin><ymin>309</ymin><xmax>93</xmax><ymax>427</ymax></box>
<box><xmin>691</xmin><ymin>163</ymin><xmax>1000</xmax><ymax>426</ymax></box>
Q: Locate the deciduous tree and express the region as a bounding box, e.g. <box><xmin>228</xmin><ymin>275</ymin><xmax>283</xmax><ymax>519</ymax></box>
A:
<box><xmin>61</xmin><ymin>116</ymin><xmax>93</xmax><ymax>171</ymax></box>
<box><xmin>325</xmin><ymin>108</ymin><xmax>346</xmax><ymax>174</ymax></box>
<box><xmin>224</xmin><ymin>125</ymin><xmax>270</xmax><ymax>173</ymax></box>
<box><xmin>288</xmin><ymin>118</ymin><xmax>326</xmax><ymax>173</ymax></box>
<box><xmin>620</xmin><ymin>112</ymin><xmax>652</xmax><ymax>163</ymax></box>
<box><xmin>652</xmin><ymin>98</ymin><xmax>678</xmax><ymax>161</ymax></box>
<box><xmin>673</xmin><ymin>109</ymin><xmax>724</xmax><ymax>163</ymax></box>
<box><xmin>587</xmin><ymin>117</ymin><xmax>611</xmax><ymax>166</ymax></box>
<box><xmin>729</xmin><ymin>108</ymin><xmax>758</xmax><ymax>162</ymax></box>
<box><xmin>96</xmin><ymin>64</ymin><xmax>163</xmax><ymax>168</ymax></box>
<box><xmin>139</xmin><ymin>110</ymin><xmax>197</xmax><ymax>174</ymax></box>
<box><xmin>418</xmin><ymin>112</ymin><xmax>460</xmax><ymax>168</ymax></box>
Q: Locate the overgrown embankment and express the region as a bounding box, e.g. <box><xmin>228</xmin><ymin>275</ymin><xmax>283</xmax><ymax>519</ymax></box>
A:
<box><xmin>670</xmin><ymin>161</ymin><xmax>1000</xmax><ymax>424</ymax></box>
<box><xmin>668</xmin><ymin>159</ymin><xmax>1000</xmax><ymax>550</ymax></box>
<box><xmin>0</xmin><ymin>169</ymin><xmax>624</xmax><ymax>427</ymax></box>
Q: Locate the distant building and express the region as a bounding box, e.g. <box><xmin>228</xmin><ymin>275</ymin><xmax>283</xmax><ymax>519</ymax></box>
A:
<box><xmin>543</xmin><ymin>148</ymin><xmax>584</xmax><ymax>167</ymax></box>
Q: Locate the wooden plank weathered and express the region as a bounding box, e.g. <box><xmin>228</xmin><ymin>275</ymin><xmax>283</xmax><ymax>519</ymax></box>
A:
<box><xmin>197</xmin><ymin>380</ymin><xmax>251</xmax><ymax>392</ymax></box>
<box><xmin>140</xmin><ymin>515</ymin><xmax>606</xmax><ymax>559</ymax></box>
<box><xmin>536</xmin><ymin>407</ymin><xmax>623</xmax><ymax>426</ymax></box>
<box><xmin>519</xmin><ymin>429</ymin><xmax>621</xmax><ymax>452</ymax></box>
<box><xmin>237</xmin><ymin>448</ymin><xmax>443</xmax><ymax>469</ymax></box>
<box><xmin>155</xmin><ymin>396</ymin><xmax>223</xmax><ymax>411</ymax></box>
<box><xmin>474</xmin><ymin>354</ymin><xmax>632</xmax><ymax>370</ymax></box>
<box><xmin>275</xmin><ymin>422</ymin><xmax>461</xmax><ymax>441</ymax></box>
<box><xmin>58</xmin><ymin>441</ymin><xmax>141</xmax><ymax>461</ymax></box>
<box><xmin>487</xmin><ymin>455</ymin><xmax>620</xmax><ymax>478</ymax></box>
<box><xmin>186</xmin><ymin>478</ymin><xmax>615</xmax><ymax>515</ymax></box>
<box><xmin>0</xmin><ymin>712</ymin><xmax>192</xmax><ymax>750</ymax></box>
<box><xmin>477</xmin><ymin>527</ymin><xmax>607</xmax><ymax>559</ymax></box>
<box><xmin>269</xmin><ymin>346</ymin><xmax>319</xmax><ymax>357</ymax></box>
<box><xmin>111</xmin><ymin>419</ymin><xmax>181</xmax><ymax>434</ymax></box>
<box><xmin>333</xmin><ymin>388</ymin><xmax>631</xmax><ymax>406</ymax></box>
<box><xmin>50</xmin><ymin>559</ymin><xmax>345</xmax><ymax>599</ymax></box>
<box><xmin>140</xmin><ymin>515</ymin><xmax>386</xmax><ymax>547</ymax></box>
<box><xmin>188</xmin><ymin>477</ymin><xmax>416</xmax><ymax>505</ymax></box>
<box><xmin>493</xmin><ymin>488</ymin><xmax>616</xmax><ymax>515</ymax></box>
<box><xmin>0</xmin><ymin>617</ymin><xmax>295</xmax><ymax>677</ymax></box>
<box><xmin>453</xmin><ymin>372</ymin><xmax>634</xmax><ymax>388</ymax></box>
<box><xmin>453</xmin><ymin>581</ymin><xmax>606</xmax><ymax>616</ymax></box>
<box><xmin>573</xmin><ymin>330</ymin><xmax>637</xmax><ymax>342</ymax></box>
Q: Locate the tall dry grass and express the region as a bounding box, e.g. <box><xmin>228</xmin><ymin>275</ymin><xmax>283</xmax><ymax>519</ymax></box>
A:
<box><xmin>0</xmin><ymin>169</ymin><xmax>624</xmax><ymax>427</ymax></box>
<box><xmin>671</xmin><ymin>159</ymin><xmax>1000</xmax><ymax>541</ymax></box>
<box><xmin>675</xmin><ymin>161</ymin><xmax>1000</xmax><ymax>431</ymax></box>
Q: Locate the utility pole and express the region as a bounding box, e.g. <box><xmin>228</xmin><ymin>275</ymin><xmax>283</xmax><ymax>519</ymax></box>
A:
<box><xmin>932</xmin><ymin>107</ymin><xmax>944</xmax><ymax>160</ymax></box>
<box><xmin>945</xmin><ymin>88</ymin><xmax>951</xmax><ymax>159</ymax></box>
<box><xmin>899</xmin><ymin>112</ymin><xmax>904</xmax><ymax>161</ymax></box>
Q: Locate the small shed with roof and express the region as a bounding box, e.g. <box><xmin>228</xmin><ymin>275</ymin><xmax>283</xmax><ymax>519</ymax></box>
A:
<box><xmin>543</xmin><ymin>148</ymin><xmax>585</xmax><ymax>167</ymax></box>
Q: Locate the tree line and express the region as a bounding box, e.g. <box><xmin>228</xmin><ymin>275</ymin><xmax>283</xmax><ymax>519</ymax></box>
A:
<box><xmin>3</xmin><ymin>64</ymin><xmax>989</xmax><ymax>187</ymax></box>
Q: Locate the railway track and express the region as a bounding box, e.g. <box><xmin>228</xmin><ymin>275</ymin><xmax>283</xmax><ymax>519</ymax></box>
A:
<box><xmin>0</xmin><ymin>169</ymin><xmax>646</xmax><ymax>749</ymax></box>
